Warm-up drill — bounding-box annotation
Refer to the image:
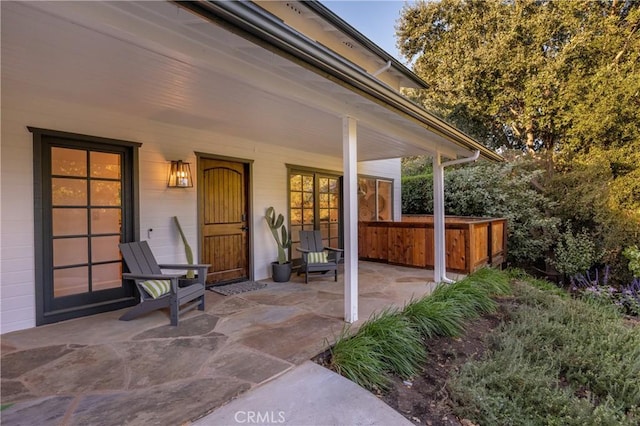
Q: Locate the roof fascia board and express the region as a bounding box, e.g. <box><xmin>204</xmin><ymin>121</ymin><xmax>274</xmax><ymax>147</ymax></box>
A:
<box><xmin>300</xmin><ymin>1</ymin><xmax>426</xmax><ymax>89</ymax></box>
<box><xmin>177</xmin><ymin>1</ymin><xmax>503</xmax><ymax>163</ymax></box>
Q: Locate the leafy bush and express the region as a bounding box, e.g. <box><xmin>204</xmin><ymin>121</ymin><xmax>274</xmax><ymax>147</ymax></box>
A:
<box><xmin>551</xmin><ymin>227</ymin><xmax>599</xmax><ymax>276</ymax></box>
<box><xmin>548</xmin><ymin>150</ymin><xmax>640</xmax><ymax>285</ymax></box>
<box><xmin>623</xmin><ymin>245</ymin><xmax>640</xmax><ymax>278</ymax></box>
<box><xmin>401</xmin><ymin>173</ymin><xmax>434</xmax><ymax>214</ymax></box>
<box><xmin>572</xmin><ymin>266</ymin><xmax>640</xmax><ymax>317</ymax></box>
<box><xmin>402</xmin><ymin>157</ymin><xmax>560</xmax><ymax>266</ymax></box>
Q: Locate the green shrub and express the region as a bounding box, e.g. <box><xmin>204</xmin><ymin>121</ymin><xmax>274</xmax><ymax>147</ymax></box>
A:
<box><xmin>401</xmin><ymin>173</ymin><xmax>434</xmax><ymax>214</ymax></box>
<box><xmin>402</xmin><ymin>158</ymin><xmax>560</xmax><ymax>266</ymax></box>
<box><xmin>551</xmin><ymin>227</ymin><xmax>599</xmax><ymax>276</ymax></box>
<box><xmin>449</xmin><ymin>279</ymin><xmax>640</xmax><ymax>425</ymax></box>
<box><xmin>623</xmin><ymin>245</ymin><xmax>640</xmax><ymax>278</ymax></box>
<box><xmin>429</xmin><ymin>278</ymin><xmax>498</xmax><ymax>317</ymax></box>
<box><xmin>329</xmin><ymin>308</ymin><xmax>427</xmax><ymax>389</ymax></box>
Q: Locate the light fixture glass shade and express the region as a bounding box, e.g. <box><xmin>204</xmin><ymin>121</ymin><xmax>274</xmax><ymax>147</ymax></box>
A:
<box><xmin>167</xmin><ymin>160</ymin><xmax>193</xmax><ymax>188</ymax></box>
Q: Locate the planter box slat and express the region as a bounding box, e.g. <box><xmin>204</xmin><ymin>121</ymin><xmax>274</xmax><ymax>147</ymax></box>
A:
<box><xmin>358</xmin><ymin>215</ymin><xmax>507</xmax><ymax>274</ymax></box>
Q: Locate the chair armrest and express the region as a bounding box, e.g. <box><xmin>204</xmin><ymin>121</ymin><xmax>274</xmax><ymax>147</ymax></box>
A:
<box><xmin>158</xmin><ymin>264</ymin><xmax>211</xmax><ymax>270</ymax></box>
<box><xmin>325</xmin><ymin>247</ymin><xmax>344</xmax><ymax>253</ymax></box>
<box><xmin>295</xmin><ymin>248</ymin><xmax>311</xmax><ymax>253</ymax></box>
<box><xmin>123</xmin><ymin>272</ymin><xmax>183</xmax><ymax>280</ymax></box>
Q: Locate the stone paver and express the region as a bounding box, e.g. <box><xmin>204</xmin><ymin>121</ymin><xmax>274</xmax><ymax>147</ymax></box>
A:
<box><xmin>1</xmin><ymin>396</ymin><xmax>75</xmax><ymax>426</ymax></box>
<box><xmin>131</xmin><ymin>314</ymin><xmax>219</xmax><ymax>340</ymax></box>
<box><xmin>70</xmin><ymin>377</ymin><xmax>250</xmax><ymax>426</ymax></box>
<box><xmin>203</xmin><ymin>344</ymin><xmax>293</xmax><ymax>384</ymax></box>
<box><xmin>1</xmin><ymin>262</ymin><xmax>438</xmax><ymax>425</ymax></box>
<box><xmin>23</xmin><ymin>345</ymin><xmax>126</xmax><ymax>395</ymax></box>
<box><xmin>236</xmin><ymin>313</ymin><xmax>345</xmax><ymax>364</ymax></box>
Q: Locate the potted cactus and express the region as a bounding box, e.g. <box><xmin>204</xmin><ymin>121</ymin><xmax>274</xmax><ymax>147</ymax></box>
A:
<box><xmin>265</xmin><ymin>207</ymin><xmax>292</xmax><ymax>282</ymax></box>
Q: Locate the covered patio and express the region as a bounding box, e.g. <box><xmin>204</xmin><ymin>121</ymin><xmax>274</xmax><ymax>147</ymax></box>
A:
<box><xmin>1</xmin><ymin>262</ymin><xmax>463</xmax><ymax>425</ymax></box>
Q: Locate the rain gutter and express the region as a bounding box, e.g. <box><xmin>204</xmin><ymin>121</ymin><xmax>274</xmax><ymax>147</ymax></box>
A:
<box><xmin>176</xmin><ymin>0</ymin><xmax>503</xmax><ymax>162</ymax></box>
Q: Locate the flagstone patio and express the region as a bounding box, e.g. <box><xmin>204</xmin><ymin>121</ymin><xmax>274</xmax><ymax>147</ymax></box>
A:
<box><xmin>1</xmin><ymin>262</ymin><xmax>454</xmax><ymax>425</ymax></box>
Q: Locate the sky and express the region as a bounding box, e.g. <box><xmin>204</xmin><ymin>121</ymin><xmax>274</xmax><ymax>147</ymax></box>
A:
<box><xmin>321</xmin><ymin>1</ymin><xmax>412</xmax><ymax>62</ymax></box>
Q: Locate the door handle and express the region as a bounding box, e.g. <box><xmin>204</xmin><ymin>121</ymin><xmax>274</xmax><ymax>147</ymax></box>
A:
<box><xmin>241</xmin><ymin>226</ymin><xmax>249</xmax><ymax>231</ymax></box>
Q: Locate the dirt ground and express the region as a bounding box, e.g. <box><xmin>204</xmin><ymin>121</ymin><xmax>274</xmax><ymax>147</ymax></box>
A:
<box><xmin>381</xmin><ymin>301</ymin><xmax>512</xmax><ymax>426</ymax></box>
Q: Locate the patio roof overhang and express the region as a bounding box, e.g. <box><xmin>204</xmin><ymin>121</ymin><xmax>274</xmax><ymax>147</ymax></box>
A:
<box><xmin>4</xmin><ymin>0</ymin><xmax>502</xmax><ymax>163</ymax></box>
<box><xmin>179</xmin><ymin>0</ymin><xmax>503</xmax><ymax>163</ymax></box>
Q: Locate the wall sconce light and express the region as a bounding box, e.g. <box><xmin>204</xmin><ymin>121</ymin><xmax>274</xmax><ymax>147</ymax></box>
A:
<box><xmin>167</xmin><ymin>160</ymin><xmax>193</xmax><ymax>188</ymax></box>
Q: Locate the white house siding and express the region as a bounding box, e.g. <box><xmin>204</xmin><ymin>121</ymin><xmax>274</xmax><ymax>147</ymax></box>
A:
<box><xmin>0</xmin><ymin>91</ymin><xmax>353</xmax><ymax>333</ymax></box>
<box><xmin>358</xmin><ymin>159</ymin><xmax>402</xmax><ymax>221</ymax></box>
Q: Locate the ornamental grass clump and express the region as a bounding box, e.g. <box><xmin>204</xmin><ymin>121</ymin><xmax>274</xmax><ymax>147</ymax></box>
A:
<box><xmin>329</xmin><ymin>267</ymin><xmax>513</xmax><ymax>391</ymax></box>
<box><xmin>403</xmin><ymin>297</ymin><xmax>466</xmax><ymax>338</ymax></box>
<box><xmin>357</xmin><ymin>308</ymin><xmax>426</xmax><ymax>379</ymax></box>
<box><xmin>328</xmin><ymin>327</ymin><xmax>388</xmax><ymax>391</ymax></box>
<box><xmin>468</xmin><ymin>267</ymin><xmax>511</xmax><ymax>296</ymax></box>
<box><xmin>429</xmin><ymin>278</ymin><xmax>497</xmax><ymax>318</ymax></box>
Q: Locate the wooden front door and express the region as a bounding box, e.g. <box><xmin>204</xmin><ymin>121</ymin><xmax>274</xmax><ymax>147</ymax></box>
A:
<box><xmin>199</xmin><ymin>158</ymin><xmax>249</xmax><ymax>284</ymax></box>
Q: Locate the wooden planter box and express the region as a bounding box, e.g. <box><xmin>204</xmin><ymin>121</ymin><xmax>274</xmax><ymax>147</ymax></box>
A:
<box><xmin>358</xmin><ymin>215</ymin><xmax>507</xmax><ymax>274</ymax></box>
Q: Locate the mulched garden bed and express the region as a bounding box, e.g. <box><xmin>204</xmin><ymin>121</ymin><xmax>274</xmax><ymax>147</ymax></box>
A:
<box><xmin>314</xmin><ymin>298</ymin><xmax>515</xmax><ymax>426</ymax></box>
<box><xmin>380</xmin><ymin>299</ymin><xmax>514</xmax><ymax>425</ymax></box>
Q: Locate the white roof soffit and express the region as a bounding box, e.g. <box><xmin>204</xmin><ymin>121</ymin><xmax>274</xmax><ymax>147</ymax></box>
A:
<box><xmin>2</xmin><ymin>1</ymin><xmax>501</xmax><ymax>162</ymax></box>
<box><xmin>178</xmin><ymin>1</ymin><xmax>502</xmax><ymax>162</ymax></box>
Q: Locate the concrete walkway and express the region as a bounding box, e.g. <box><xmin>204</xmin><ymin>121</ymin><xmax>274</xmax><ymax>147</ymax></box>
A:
<box><xmin>194</xmin><ymin>361</ymin><xmax>412</xmax><ymax>426</ymax></box>
<box><xmin>1</xmin><ymin>262</ymin><xmax>444</xmax><ymax>425</ymax></box>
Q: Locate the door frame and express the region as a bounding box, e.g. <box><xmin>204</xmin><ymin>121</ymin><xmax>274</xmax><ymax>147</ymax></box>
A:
<box><xmin>31</xmin><ymin>127</ymin><xmax>141</xmax><ymax>325</ymax></box>
<box><xmin>196</xmin><ymin>152</ymin><xmax>254</xmax><ymax>283</ymax></box>
<box><xmin>286</xmin><ymin>164</ymin><xmax>344</xmax><ymax>266</ymax></box>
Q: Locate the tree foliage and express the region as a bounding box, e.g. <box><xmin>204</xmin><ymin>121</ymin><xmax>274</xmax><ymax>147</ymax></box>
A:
<box><xmin>398</xmin><ymin>0</ymin><xmax>640</xmax><ymax>282</ymax></box>
<box><xmin>397</xmin><ymin>0</ymin><xmax>640</xmax><ymax>155</ymax></box>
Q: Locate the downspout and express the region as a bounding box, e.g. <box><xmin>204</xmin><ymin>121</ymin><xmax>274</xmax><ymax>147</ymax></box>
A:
<box><xmin>372</xmin><ymin>60</ymin><xmax>392</xmax><ymax>77</ymax></box>
<box><xmin>433</xmin><ymin>150</ymin><xmax>480</xmax><ymax>284</ymax></box>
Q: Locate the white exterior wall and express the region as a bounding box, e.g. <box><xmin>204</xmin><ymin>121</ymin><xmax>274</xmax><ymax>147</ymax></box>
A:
<box><xmin>358</xmin><ymin>159</ymin><xmax>402</xmax><ymax>221</ymax></box>
<box><xmin>0</xmin><ymin>93</ymin><xmax>348</xmax><ymax>333</ymax></box>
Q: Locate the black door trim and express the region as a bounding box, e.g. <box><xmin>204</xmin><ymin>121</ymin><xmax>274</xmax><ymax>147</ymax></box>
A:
<box><xmin>31</xmin><ymin>127</ymin><xmax>141</xmax><ymax>325</ymax></box>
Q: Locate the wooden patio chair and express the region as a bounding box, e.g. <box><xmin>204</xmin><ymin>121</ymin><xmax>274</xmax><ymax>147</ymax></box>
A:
<box><xmin>296</xmin><ymin>230</ymin><xmax>343</xmax><ymax>283</ymax></box>
<box><xmin>119</xmin><ymin>241</ymin><xmax>210</xmax><ymax>326</ymax></box>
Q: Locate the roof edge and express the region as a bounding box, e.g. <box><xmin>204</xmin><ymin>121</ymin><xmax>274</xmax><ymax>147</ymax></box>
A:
<box><xmin>176</xmin><ymin>1</ymin><xmax>503</xmax><ymax>163</ymax></box>
<box><xmin>301</xmin><ymin>1</ymin><xmax>427</xmax><ymax>90</ymax></box>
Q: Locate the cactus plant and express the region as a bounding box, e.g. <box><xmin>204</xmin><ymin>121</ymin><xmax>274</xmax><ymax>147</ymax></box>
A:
<box><xmin>265</xmin><ymin>207</ymin><xmax>291</xmax><ymax>264</ymax></box>
<box><xmin>173</xmin><ymin>216</ymin><xmax>195</xmax><ymax>279</ymax></box>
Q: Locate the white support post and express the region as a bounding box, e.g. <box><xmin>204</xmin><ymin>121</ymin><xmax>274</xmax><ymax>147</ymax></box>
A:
<box><xmin>343</xmin><ymin>116</ymin><xmax>358</xmax><ymax>323</ymax></box>
<box><xmin>432</xmin><ymin>153</ymin><xmax>447</xmax><ymax>283</ymax></box>
<box><xmin>433</xmin><ymin>150</ymin><xmax>479</xmax><ymax>284</ymax></box>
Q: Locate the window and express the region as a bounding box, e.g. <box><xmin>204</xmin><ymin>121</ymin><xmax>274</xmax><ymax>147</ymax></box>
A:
<box><xmin>288</xmin><ymin>167</ymin><xmax>342</xmax><ymax>261</ymax></box>
<box><xmin>32</xmin><ymin>128</ymin><xmax>140</xmax><ymax>325</ymax></box>
<box><xmin>358</xmin><ymin>177</ymin><xmax>393</xmax><ymax>221</ymax></box>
